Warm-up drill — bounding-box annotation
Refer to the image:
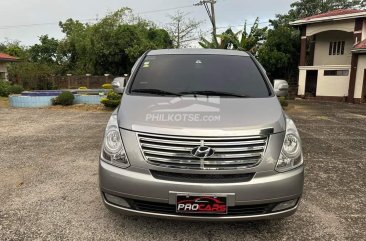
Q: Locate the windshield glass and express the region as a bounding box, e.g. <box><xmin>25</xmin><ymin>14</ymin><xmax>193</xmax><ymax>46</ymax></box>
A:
<box><xmin>129</xmin><ymin>54</ymin><xmax>271</xmax><ymax>97</ymax></box>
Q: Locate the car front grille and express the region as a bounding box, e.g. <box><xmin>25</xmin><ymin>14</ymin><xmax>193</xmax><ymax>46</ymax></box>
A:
<box><xmin>137</xmin><ymin>133</ymin><xmax>268</xmax><ymax>170</ymax></box>
<box><xmin>129</xmin><ymin>199</ymin><xmax>276</xmax><ymax>216</ymax></box>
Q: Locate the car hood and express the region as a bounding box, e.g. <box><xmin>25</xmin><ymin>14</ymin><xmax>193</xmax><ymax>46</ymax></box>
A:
<box><xmin>118</xmin><ymin>95</ymin><xmax>285</xmax><ymax>137</ymax></box>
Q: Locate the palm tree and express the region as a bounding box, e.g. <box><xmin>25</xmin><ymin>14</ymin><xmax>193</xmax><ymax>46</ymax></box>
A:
<box><xmin>198</xmin><ymin>18</ymin><xmax>267</xmax><ymax>55</ymax></box>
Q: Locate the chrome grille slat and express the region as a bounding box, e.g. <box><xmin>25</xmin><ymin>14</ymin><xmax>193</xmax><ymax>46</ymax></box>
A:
<box><xmin>204</xmin><ymin>140</ymin><xmax>266</xmax><ymax>146</ymax></box>
<box><xmin>138</xmin><ymin>133</ymin><xmax>268</xmax><ymax>170</ymax></box>
<box><xmin>146</xmin><ymin>156</ymin><xmax>201</xmax><ymax>165</ymax></box>
<box><xmin>139</xmin><ymin>137</ymin><xmax>200</xmax><ymax>146</ymax></box>
<box><xmin>144</xmin><ymin>150</ymin><xmax>193</xmax><ymax>158</ymax></box>
<box><xmin>141</xmin><ymin>143</ymin><xmax>192</xmax><ymax>151</ymax></box>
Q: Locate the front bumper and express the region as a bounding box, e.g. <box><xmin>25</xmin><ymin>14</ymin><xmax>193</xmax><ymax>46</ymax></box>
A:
<box><xmin>102</xmin><ymin>195</ymin><xmax>299</xmax><ymax>221</ymax></box>
<box><xmin>99</xmin><ymin>161</ymin><xmax>304</xmax><ymax>221</ymax></box>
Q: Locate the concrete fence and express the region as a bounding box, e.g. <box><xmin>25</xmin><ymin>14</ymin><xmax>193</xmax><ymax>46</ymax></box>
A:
<box><xmin>11</xmin><ymin>75</ymin><xmax>115</xmax><ymax>90</ymax></box>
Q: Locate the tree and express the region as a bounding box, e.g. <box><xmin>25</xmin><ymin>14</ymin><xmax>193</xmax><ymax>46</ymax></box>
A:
<box><xmin>2</xmin><ymin>8</ymin><xmax>173</xmax><ymax>89</ymax></box>
<box><xmin>258</xmin><ymin>25</ymin><xmax>300</xmax><ymax>81</ymax></box>
<box><xmin>57</xmin><ymin>8</ymin><xmax>173</xmax><ymax>75</ymax></box>
<box><xmin>289</xmin><ymin>0</ymin><xmax>365</xmax><ymax>19</ymax></box>
<box><xmin>167</xmin><ymin>11</ymin><xmax>202</xmax><ymax>48</ymax></box>
<box><xmin>29</xmin><ymin>35</ymin><xmax>60</xmax><ymax>64</ymax></box>
<box><xmin>221</xmin><ymin>18</ymin><xmax>267</xmax><ymax>54</ymax></box>
<box><xmin>198</xmin><ymin>18</ymin><xmax>267</xmax><ymax>54</ymax></box>
<box><xmin>0</xmin><ymin>40</ymin><xmax>28</xmax><ymax>59</ymax></box>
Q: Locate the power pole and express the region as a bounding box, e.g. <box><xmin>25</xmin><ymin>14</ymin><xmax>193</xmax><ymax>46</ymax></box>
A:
<box><xmin>194</xmin><ymin>0</ymin><xmax>218</xmax><ymax>47</ymax></box>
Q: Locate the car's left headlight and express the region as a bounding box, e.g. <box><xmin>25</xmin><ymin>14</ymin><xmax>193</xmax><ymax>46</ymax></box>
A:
<box><xmin>101</xmin><ymin>114</ymin><xmax>130</xmax><ymax>168</ymax></box>
<box><xmin>275</xmin><ymin>117</ymin><xmax>303</xmax><ymax>172</ymax></box>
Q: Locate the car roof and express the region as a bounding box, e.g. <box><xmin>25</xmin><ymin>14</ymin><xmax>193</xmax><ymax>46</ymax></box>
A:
<box><xmin>148</xmin><ymin>49</ymin><xmax>250</xmax><ymax>57</ymax></box>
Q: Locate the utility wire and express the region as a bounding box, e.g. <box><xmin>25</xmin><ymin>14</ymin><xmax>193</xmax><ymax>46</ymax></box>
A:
<box><xmin>0</xmin><ymin>5</ymin><xmax>197</xmax><ymax>30</ymax></box>
<box><xmin>216</xmin><ymin>21</ymin><xmax>270</xmax><ymax>30</ymax></box>
<box><xmin>0</xmin><ymin>18</ymin><xmax>98</xmax><ymax>30</ymax></box>
<box><xmin>138</xmin><ymin>5</ymin><xmax>195</xmax><ymax>15</ymax></box>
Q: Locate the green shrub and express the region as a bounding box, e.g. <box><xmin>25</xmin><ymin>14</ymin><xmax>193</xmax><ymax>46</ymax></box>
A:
<box><xmin>101</xmin><ymin>91</ymin><xmax>121</xmax><ymax>108</ymax></box>
<box><xmin>0</xmin><ymin>80</ymin><xmax>24</xmax><ymax>97</ymax></box>
<box><xmin>0</xmin><ymin>81</ymin><xmax>10</xmax><ymax>97</ymax></box>
<box><xmin>79</xmin><ymin>86</ymin><xmax>87</xmax><ymax>90</ymax></box>
<box><xmin>102</xmin><ymin>84</ymin><xmax>113</xmax><ymax>90</ymax></box>
<box><xmin>278</xmin><ymin>96</ymin><xmax>288</xmax><ymax>107</ymax></box>
<box><xmin>8</xmin><ymin>84</ymin><xmax>24</xmax><ymax>95</ymax></box>
<box><xmin>53</xmin><ymin>91</ymin><xmax>75</xmax><ymax>106</ymax></box>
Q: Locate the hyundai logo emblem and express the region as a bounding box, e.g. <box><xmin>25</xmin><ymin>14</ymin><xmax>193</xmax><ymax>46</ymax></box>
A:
<box><xmin>191</xmin><ymin>146</ymin><xmax>215</xmax><ymax>158</ymax></box>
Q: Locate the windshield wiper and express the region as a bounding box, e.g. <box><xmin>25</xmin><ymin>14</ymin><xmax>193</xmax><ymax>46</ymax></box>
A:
<box><xmin>131</xmin><ymin>89</ymin><xmax>181</xmax><ymax>96</ymax></box>
<box><xmin>179</xmin><ymin>91</ymin><xmax>249</xmax><ymax>98</ymax></box>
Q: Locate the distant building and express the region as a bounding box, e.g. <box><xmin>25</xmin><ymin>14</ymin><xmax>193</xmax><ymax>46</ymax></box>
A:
<box><xmin>291</xmin><ymin>9</ymin><xmax>366</xmax><ymax>103</ymax></box>
<box><xmin>0</xmin><ymin>53</ymin><xmax>19</xmax><ymax>81</ymax></box>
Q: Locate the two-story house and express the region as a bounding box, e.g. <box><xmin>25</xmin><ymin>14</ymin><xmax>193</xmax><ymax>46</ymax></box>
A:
<box><xmin>0</xmin><ymin>53</ymin><xmax>18</xmax><ymax>81</ymax></box>
<box><xmin>291</xmin><ymin>9</ymin><xmax>366</xmax><ymax>103</ymax></box>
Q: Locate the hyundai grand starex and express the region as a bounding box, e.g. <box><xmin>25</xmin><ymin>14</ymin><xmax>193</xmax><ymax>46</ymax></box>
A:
<box><xmin>99</xmin><ymin>49</ymin><xmax>304</xmax><ymax>221</ymax></box>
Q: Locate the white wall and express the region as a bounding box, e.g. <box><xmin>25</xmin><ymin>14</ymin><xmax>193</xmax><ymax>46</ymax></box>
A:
<box><xmin>354</xmin><ymin>55</ymin><xmax>366</xmax><ymax>99</ymax></box>
<box><xmin>298</xmin><ymin>69</ymin><xmax>306</xmax><ymax>95</ymax></box>
<box><xmin>316</xmin><ymin>69</ymin><xmax>350</xmax><ymax>97</ymax></box>
<box><xmin>298</xmin><ymin>66</ymin><xmax>351</xmax><ymax>97</ymax></box>
<box><xmin>0</xmin><ymin>63</ymin><xmax>6</xmax><ymax>72</ymax></box>
<box><xmin>306</xmin><ymin>20</ymin><xmax>354</xmax><ymax>36</ymax></box>
<box><xmin>0</xmin><ymin>63</ymin><xmax>8</xmax><ymax>80</ymax></box>
<box><xmin>313</xmin><ymin>31</ymin><xmax>353</xmax><ymax>66</ymax></box>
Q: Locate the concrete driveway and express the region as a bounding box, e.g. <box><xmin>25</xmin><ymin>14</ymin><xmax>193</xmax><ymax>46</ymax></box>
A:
<box><xmin>0</xmin><ymin>101</ymin><xmax>365</xmax><ymax>240</ymax></box>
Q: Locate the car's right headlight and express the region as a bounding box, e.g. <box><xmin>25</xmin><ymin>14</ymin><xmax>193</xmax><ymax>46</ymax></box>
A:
<box><xmin>275</xmin><ymin>117</ymin><xmax>303</xmax><ymax>172</ymax></box>
<box><xmin>100</xmin><ymin>114</ymin><xmax>130</xmax><ymax>168</ymax></box>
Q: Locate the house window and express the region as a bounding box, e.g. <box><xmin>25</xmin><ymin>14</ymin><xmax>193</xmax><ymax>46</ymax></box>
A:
<box><xmin>329</xmin><ymin>41</ymin><xmax>345</xmax><ymax>55</ymax></box>
<box><xmin>324</xmin><ymin>70</ymin><xmax>349</xmax><ymax>76</ymax></box>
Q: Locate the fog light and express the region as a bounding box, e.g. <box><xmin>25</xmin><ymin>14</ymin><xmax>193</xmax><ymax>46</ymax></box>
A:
<box><xmin>272</xmin><ymin>199</ymin><xmax>298</xmax><ymax>212</ymax></box>
<box><xmin>104</xmin><ymin>193</ymin><xmax>130</xmax><ymax>208</ymax></box>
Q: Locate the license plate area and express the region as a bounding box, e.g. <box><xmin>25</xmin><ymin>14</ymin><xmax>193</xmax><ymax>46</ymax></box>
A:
<box><xmin>176</xmin><ymin>194</ymin><xmax>228</xmax><ymax>214</ymax></box>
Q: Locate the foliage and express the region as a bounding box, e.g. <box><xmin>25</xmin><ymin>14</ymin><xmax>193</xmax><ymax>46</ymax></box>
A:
<box><xmin>102</xmin><ymin>84</ymin><xmax>113</xmax><ymax>89</ymax></box>
<box><xmin>289</xmin><ymin>0</ymin><xmax>365</xmax><ymax>19</ymax></box>
<box><xmin>258</xmin><ymin>25</ymin><xmax>300</xmax><ymax>81</ymax></box>
<box><xmin>79</xmin><ymin>86</ymin><xmax>87</xmax><ymax>90</ymax></box>
<box><xmin>167</xmin><ymin>11</ymin><xmax>202</xmax><ymax>48</ymax></box>
<box><xmin>58</xmin><ymin>8</ymin><xmax>172</xmax><ymax>76</ymax></box>
<box><xmin>278</xmin><ymin>96</ymin><xmax>289</xmax><ymax>107</ymax></box>
<box><xmin>29</xmin><ymin>35</ymin><xmax>61</xmax><ymax>64</ymax></box>
<box><xmin>8</xmin><ymin>85</ymin><xmax>24</xmax><ymax>95</ymax></box>
<box><xmin>1</xmin><ymin>8</ymin><xmax>173</xmax><ymax>89</ymax></box>
<box><xmin>0</xmin><ymin>40</ymin><xmax>29</xmax><ymax>59</ymax></box>
<box><xmin>0</xmin><ymin>80</ymin><xmax>24</xmax><ymax>97</ymax></box>
<box><xmin>7</xmin><ymin>62</ymin><xmax>58</xmax><ymax>90</ymax></box>
<box><xmin>101</xmin><ymin>91</ymin><xmax>122</xmax><ymax>108</ymax></box>
<box><xmin>199</xmin><ymin>28</ymin><xmax>235</xmax><ymax>49</ymax></box>
<box><xmin>199</xmin><ymin>18</ymin><xmax>267</xmax><ymax>54</ymax></box>
<box><xmin>53</xmin><ymin>91</ymin><xmax>75</xmax><ymax>106</ymax></box>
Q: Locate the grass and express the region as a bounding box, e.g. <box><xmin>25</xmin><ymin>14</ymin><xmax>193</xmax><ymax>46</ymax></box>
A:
<box><xmin>48</xmin><ymin>104</ymin><xmax>113</xmax><ymax>112</ymax></box>
<box><xmin>0</xmin><ymin>97</ymin><xmax>9</xmax><ymax>108</ymax></box>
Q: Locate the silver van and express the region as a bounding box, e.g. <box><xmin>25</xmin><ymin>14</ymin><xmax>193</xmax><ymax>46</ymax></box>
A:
<box><xmin>99</xmin><ymin>49</ymin><xmax>304</xmax><ymax>221</ymax></box>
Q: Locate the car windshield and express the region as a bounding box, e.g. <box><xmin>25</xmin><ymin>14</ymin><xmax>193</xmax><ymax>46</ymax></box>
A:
<box><xmin>129</xmin><ymin>54</ymin><xmax>271</xmax><ymax>98</ymax></box>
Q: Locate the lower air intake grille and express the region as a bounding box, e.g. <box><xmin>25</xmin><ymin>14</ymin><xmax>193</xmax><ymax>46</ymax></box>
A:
<box><xmin>129</xmin><ymin>199</ymin><xmax>277</xmax><ymax>216</ymax></box>
<box><xmin>150</xmin><ymin>170</ymin><xmax>255</xmax><ymax>183</ymax></box>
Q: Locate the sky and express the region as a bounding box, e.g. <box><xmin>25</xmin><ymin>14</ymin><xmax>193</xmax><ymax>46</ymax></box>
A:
<box><xmin>0</xmin><ymin>0</ymin><xmax>294</xmax><ymax>46</ymax></box>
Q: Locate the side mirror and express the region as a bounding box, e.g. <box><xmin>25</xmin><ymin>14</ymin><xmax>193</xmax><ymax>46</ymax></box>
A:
<box><xmin>111</xmin><ymin>77</ymin><xmax>126</xmax><ymax>94</ymax></box>
<box><xmin>274</xmin><ymin>79</ymin><xmax>289</xmax><ymax>97</ymax></box>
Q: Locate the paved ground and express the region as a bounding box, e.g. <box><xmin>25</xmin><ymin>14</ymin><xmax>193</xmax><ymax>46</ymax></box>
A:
<box><xmin>0</xmin><ymin>101</ymin><xmax>365</xmax><ymax>241</ymax></box>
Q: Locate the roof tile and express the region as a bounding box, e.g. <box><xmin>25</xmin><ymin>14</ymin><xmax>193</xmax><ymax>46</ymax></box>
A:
<box><xmin>0</xmin><ymin>53</ymin><xmax>19</xmax><ymax>61</ymax></box>
<box><xmin>302</xmin><ymin>9</ymin><xmax>366</xmax><ymax>21</ymax></box>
